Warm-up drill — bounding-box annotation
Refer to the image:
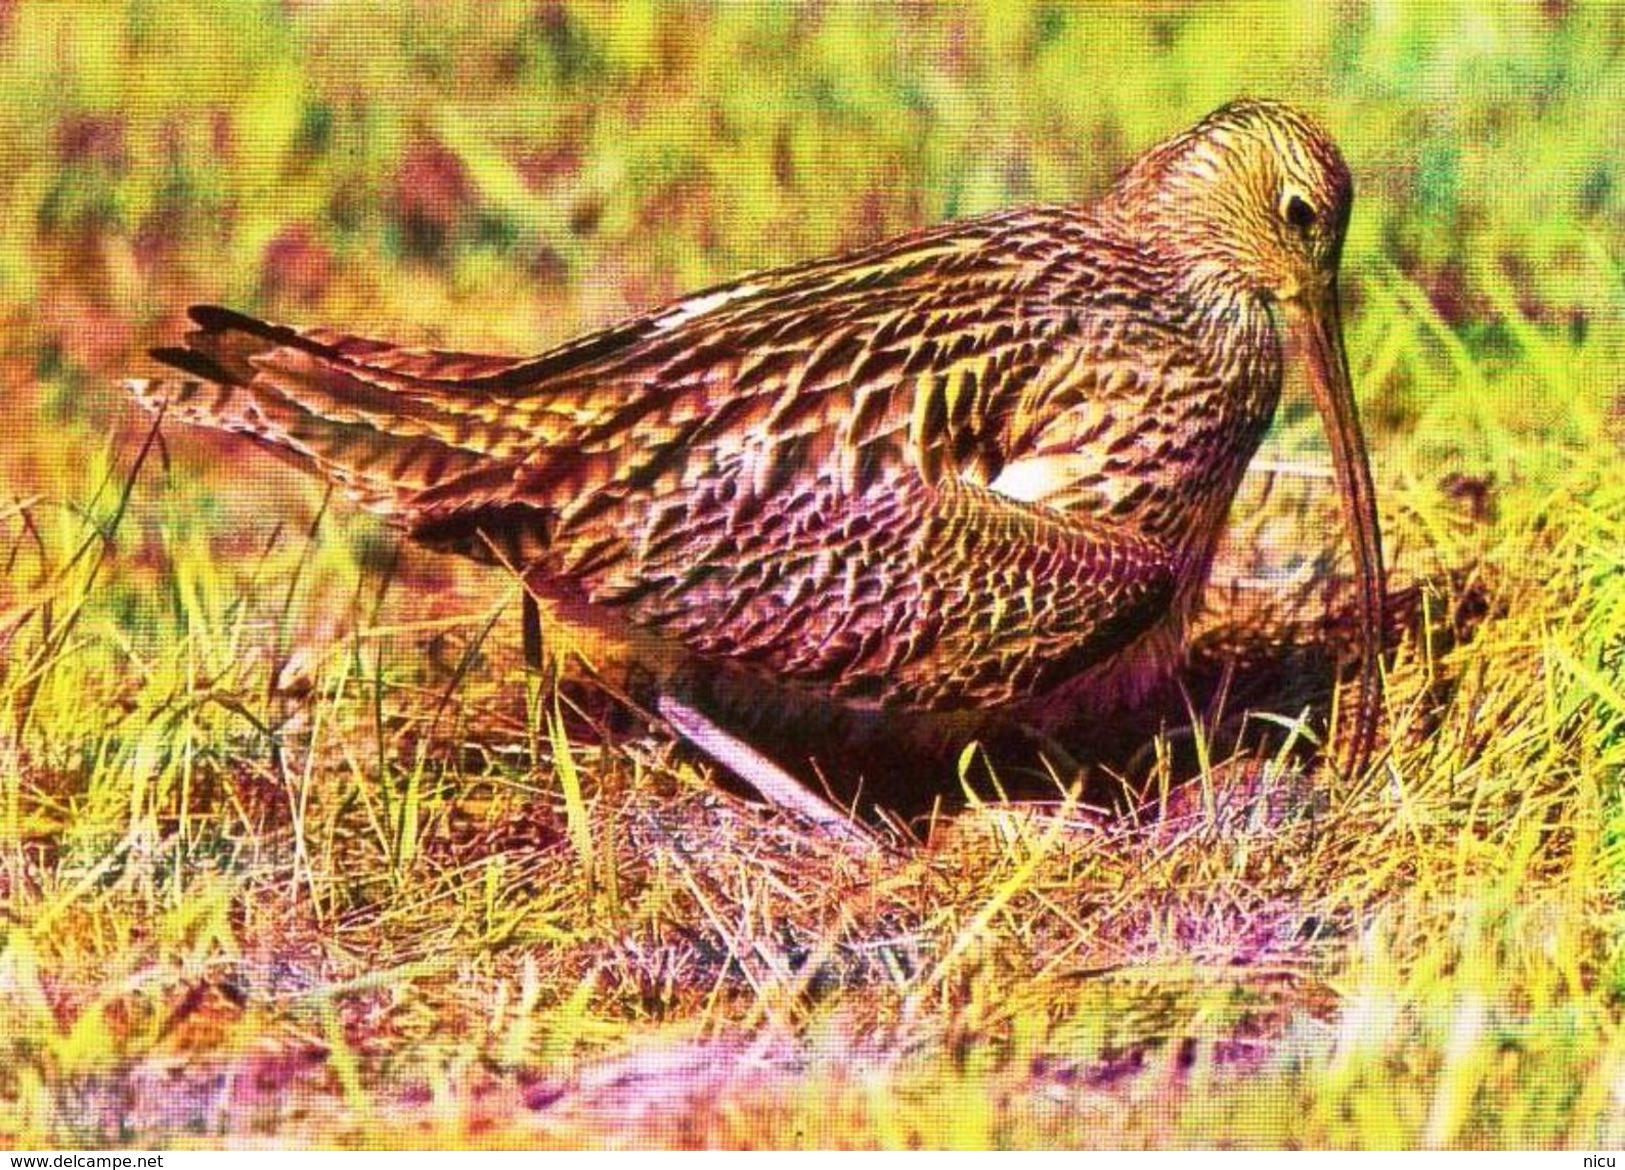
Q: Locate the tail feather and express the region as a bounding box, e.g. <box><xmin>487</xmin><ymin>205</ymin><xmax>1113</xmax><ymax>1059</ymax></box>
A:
<box><xmin>183</xmin><ymin>304</ymin><xmax>551</xmax><ymax>386</ymax></box>
<box><xmin>127</xmin><ymin>371</ymin><xmax>491</xmax><ymax>517</ymax></box>
<box><xmin>127</xmin><ymin>305</ymin><xmax>554</xmax><ymax>523</ymax></box>
<box><xmin>170</xmin><ymin>306</ymin><xmax>556</xmax><ymax>455</ymax></box>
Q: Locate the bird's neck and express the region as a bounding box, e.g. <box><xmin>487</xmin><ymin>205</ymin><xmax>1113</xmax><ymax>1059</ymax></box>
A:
<box><xmin>1098</xmin><ymin>225</ymin><xmax>1283</xmax><ymax>586</ymax></box>
<box><xmin>1101</xmin><ymin>164</ymin><xmax>1271</xmax><ymax>319</ymax></box>
<box><xmin>1159</xmin><ymin>280</ymin><xmax>1281</xmax><ymax>605</ymax></box>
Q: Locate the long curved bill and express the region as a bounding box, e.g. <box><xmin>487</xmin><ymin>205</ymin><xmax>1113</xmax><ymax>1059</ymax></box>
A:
<box><xmin>1288</xmin><ymin>282</ymin><xmax>1386</xmax><ymax>776</ymax></box>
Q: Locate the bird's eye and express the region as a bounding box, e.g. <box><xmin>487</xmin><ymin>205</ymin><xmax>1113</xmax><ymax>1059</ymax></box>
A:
<box><xmin>1283</xmin><ymin>192</ymin><xmax>1316</xmax><ymax>234</ymax></box>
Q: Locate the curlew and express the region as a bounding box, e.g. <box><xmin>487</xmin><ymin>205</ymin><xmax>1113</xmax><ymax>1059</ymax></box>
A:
<box><xmin>129</xmin><ymin>99</ymin><xmax>1386</xmax><ymax>838</ymax></box>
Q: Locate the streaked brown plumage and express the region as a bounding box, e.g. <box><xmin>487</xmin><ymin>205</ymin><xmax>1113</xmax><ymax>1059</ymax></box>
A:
<box><xmin>129</xmin><ymin>99</ymin><xmax>1386</xmax><ymax>783</ymax></box>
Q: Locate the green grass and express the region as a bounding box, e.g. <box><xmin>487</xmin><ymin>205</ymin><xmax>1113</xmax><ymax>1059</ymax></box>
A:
<box><xmin>2</xmin><ymin>0</ymin><xmax>1624</xmax><ymax>1149</ymax></box>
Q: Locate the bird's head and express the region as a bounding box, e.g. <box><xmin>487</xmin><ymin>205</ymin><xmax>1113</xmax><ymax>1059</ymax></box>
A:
<box><xmin>1114</xmin><ymin>99</ymin><xmax>1385</xmax><ymax>776</ymax></box>
<box><xmin>1113</xmin><ymin>98</ymin><xmax>1354</xmax><ymax>305</ymax></box>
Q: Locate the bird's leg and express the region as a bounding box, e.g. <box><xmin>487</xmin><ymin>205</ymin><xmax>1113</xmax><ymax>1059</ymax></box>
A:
<box><xmin>521</xmin><ymin>592</ymin><xmax>544</xmax><ymax>674</ymax></box>
<box><xmin>655</xmin><ymin>692</ymin><xmax>880</xmax><ymax>848</ymax></box>
<box><xmin>1012</xmin><ymin>724</ymin><xmax>1090</xmax><ymax>789</ymax></box>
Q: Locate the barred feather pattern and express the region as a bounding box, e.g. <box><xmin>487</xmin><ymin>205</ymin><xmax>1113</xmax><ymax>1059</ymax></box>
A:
<box><xmin>131</xmin><ymin>98</ymin><xmax>1375</xmax><ymax>731</ymax></box>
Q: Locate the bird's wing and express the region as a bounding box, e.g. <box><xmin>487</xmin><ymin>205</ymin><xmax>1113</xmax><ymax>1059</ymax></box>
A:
<box><xmin>134</xmin><ymin>205</ymin><xmax>1099</xmax><ymax>538</ymax></box>
<box><xmin>492</xmin><ymin>220</ymin><xmax>1183</xmax><ymax>709</ymax></box>
<box><xmin>133</xmin><ymin>207</ymin><xmax>1182</xmax><ymax>708</ymax></box>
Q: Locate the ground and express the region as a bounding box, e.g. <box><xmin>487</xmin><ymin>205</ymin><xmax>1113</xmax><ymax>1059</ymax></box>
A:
<box><xmin>2</xmin><ymin>0</ymin><xmax>1624</xmax><ymax>1149</ymax></box>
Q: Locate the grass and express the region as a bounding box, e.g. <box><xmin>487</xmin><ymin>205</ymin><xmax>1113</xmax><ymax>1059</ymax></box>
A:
<box><xmin>2</xmin><ymin>0</ymin><xmax>1624</xmax><ymax>1150</ymax></box>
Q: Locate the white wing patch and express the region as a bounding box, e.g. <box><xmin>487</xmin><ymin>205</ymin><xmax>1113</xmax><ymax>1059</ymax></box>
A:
<box><xmin>652</xmin><ymin>284</ymin><xmax>765</xmax><ymax>332</ymax></box>
<box><xmin>987</xmin><ymin>452</ymin><xmax>1098</xmax><ymax>504</ymax></box>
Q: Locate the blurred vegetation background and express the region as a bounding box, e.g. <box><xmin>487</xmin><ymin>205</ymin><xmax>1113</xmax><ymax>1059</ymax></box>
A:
<box><xmin>3</xmin><ymin>0</ymin><xmax>1621</xmax><ymax>437</ymax></box>
<box><xmin>4</xmin><ymin>2</ymin><xmax>1625</xmax><ymax>1148</ymax></box>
